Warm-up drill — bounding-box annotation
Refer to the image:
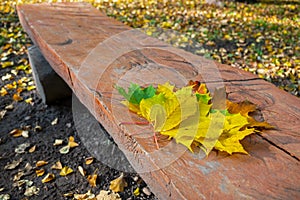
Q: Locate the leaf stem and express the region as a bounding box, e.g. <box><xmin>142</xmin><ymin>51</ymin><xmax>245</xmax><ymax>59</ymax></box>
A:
<box><xmin>153</xmin><ymin>132</ymin><xmax>159</xmax><ymax>150</ymax></box>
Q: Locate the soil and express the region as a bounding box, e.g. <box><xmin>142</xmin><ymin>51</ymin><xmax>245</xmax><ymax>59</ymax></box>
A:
<box><xmin>0</xmin><ymin>63</ymin><xmax>157</xmax><ymax>199</ymax></box>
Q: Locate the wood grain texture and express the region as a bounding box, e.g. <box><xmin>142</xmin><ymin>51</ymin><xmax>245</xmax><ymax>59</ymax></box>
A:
<box><xmin>17</xmin><ymin>3</ymin><xmax>300</xmax><ymax>199</ymax></box>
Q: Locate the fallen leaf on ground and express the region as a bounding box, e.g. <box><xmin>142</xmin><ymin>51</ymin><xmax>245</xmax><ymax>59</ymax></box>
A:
<box><xmin>1</xmin><ymin>61</ymin><xmax>13</xmax><ymax>68</ymax></box>
<box><xmin>85</xmin><ymin>157</ymin><xmax>94</xmax><ymax>165</ymax></box>
<box><xmin>0</xmin><ymin>87</ymin><xmax>8</xmax><ymax>96</ymax></box>
<box><xmin>11</xmin><ymin>69</ymin><xmax>17</xmax><ymax>76</ymax></box>
<box><xmin>51</xmin><ymin>118</ymin><xmax>58</xmax><ymax>125</ymax></box>
<box><xmin>142</xmin><ymin>187</ymin><xmax>151</xmax><ymax>196</ymax></box>
<box><xmin>34</xmin><ymin>125</ymin><xmax>42</xmax><ymax>132</ymax></box>
<box><xmin>63</xmin><ymin>193</ymin><xmax>73</xmax><ymax>197</ymax></box>
<box><xmin>13</xmin><ymin>171</ymin><xmax>24</xmax><ymax>181</ymax></box>
<box><xmin>60</xmin><ymin>166</ymin><xmax>73</xmax><ymax>176</ymax></box>
<box><xmin>0</xmin><ymin>110</ymin><xmax>6</xmax><ymax>120</ymax></box>
<box><xmin>13</xmin><ymin>179</ymin><xmax>33</xmax><ymax>188</ymax></box>
<box><xmin>41</xmin><ymin>173</ymin><xmax>55</xmax><ymax>183</ymax></box>
<box><xmin>78</xmin><ymin>166</ymin><xmax>86</xmax><ymax>176</ymax></box>
<box><xmin>24</xmin><ymin>186</ymin><xmax>39</xmax><ymax>197</ymax></box>
<box><xmin>5</xmin><ymin>83</ymin><xmax>17</xmax><ymax>90</ymax></box>
<box><xmin>53</xmin><ymin>139</ymin><xmax>63</xmax><ymax>146</ymax></box>
<box><xmin>96</xmin><ymin>190</ymin><xmax>121</xmax><ymax>200</ymax></box>
<box><xmin>5</xmin><ymin>104</ymin><xmax>14</xmax><ymax>110</ymax></box>
<box><xmin>59</xmin><ymin>145</ymin><xmax>70</xmax><ymax>154</ymax></box>
<box><xmin>29</xmin><ymin>145</ymin><xmax>36</xmax><ymax>153</ymax></box>
<box><xmin>87</xmin><ymin>174</ymin><xmax>97</xmax><ymax>187</ymax></box>
<box><xmin>68</xmin><ymin>136</ymin><xmax>79</xmax><ymax>148</ymax></box>
<box><xmin>1</xmin><ymin>73</ymin><xmax>12</xmax><ymax>81</ymax></box>
<box><xmin>15</xmin><ymin>143</ymin><xmax>30</xmax><ymax>154</ymax></box>
<box><xmin>51</xmin><ymin>161</ymin><xmax>63</xmax><ymax>170</ymax></box>
<box><xmin>4</xmin><ymin>158</ymin><xmax>22</xmax><ymax>170</ymax></box>
<box><xmin>24</xmin><ymin>163</ymin><xmax>33</xmax><ymax>173</ymax></box>
<box><xmin>0</xmin><ymin>194</ymin><xmax>10</xmax><ymax>200</ymax></box>
<box><xmin>26</xmin><ymin>85</ymin><xmax>36</xmax><ymax>91</ymax></box>
<box><xmin>9</xmin><ymin>129</ymin><xmax>22</xmax><ymax>137</ymax></box>
<box><xmin>25</xmin><ymin>97</ymin><xmax>33</xmax><ymax>104</ymax></box>
<box><xmin>21</xmin><ymin>130</ymin><xmax>29</xmax><ymax>138</ymax></box>
<box><xmin>109</xmin><ymin>173</ymin><xmax>127</xmax><ymax>192</ymax></box>
<box><xmin>36</xmin><ymin>160</ymin><xmax>48</xmax><ymax>167</ymax></box>
<box><xmin>74</xmin><ymin>190</ymin><xmax>95</xmax><ymax>200</ymax></box>
<box><xmin>133</xmin><ymin>187</ymin><xmax>140</xmax><ymax>196</ymax></box>
<box><xmin>13</xmin><ymin>93</ymin><xmax>23</xmax><ymax>101</ymax></box>
<box><xmin>35</xmin><ymin>169</ymin><xmax>45</xmax><ymax>177</ymax></box>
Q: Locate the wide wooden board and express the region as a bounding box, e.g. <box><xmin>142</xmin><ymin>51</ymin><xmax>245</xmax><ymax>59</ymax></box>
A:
<box><xmin>18</xmin><ymin>3</ymin><xmax>300</xmax><ymax>199</ymax></box>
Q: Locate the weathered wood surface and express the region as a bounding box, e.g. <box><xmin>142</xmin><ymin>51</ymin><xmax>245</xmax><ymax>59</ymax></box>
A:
<box><xmin>18</xmin><ymin>3</ymin><xmax>300</xmax><ymax>199</ymax></box>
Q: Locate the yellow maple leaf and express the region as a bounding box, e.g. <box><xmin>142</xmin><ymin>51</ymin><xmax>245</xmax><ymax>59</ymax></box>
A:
<box><xmin>60</xmin><ymin>166</ymin><xmax>73</xmax><ymax>176</ymax></box>
<box><xmin>109</xmin><ymin>173</ymin><xmax>127</xmax><ymax>192</ymax></box>
<box><xmin>214</xmin><ymin>128</ymin><xmax>254</xmax><ymax>154</ymax></box>
<box><xmin>140</xmin><ymin>83</ymin><xmax>198</xmax><ymax>132</ymax></box>
<box><xmin>119</xmin><ymin>81</ymin><xmax>273</xmax><ymax>155</ymax></box>
<box><xmin>0</xmin><ymin>87</ymin><xmax>8</xmax><ymax>96</ymax></box>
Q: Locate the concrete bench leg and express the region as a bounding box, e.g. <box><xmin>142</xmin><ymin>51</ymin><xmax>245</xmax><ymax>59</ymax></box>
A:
<box><xmin>28</xmin><ymin>45</ymin><xmax>72</xmax><ymax>104</ymax></box>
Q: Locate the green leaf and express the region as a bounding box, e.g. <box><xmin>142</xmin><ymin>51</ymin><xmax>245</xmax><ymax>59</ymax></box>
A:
<box><xmin>116</xmin><ymin>83</ymin><xmax>156</xmax><ymax>104</ymax></box>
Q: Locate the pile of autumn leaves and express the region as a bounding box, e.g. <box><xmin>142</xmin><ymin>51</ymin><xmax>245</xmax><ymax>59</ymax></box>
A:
<box><xmin>117</xmin><ymin>81</ymin><xmax>272</xmax><ymax>155</ymax></box>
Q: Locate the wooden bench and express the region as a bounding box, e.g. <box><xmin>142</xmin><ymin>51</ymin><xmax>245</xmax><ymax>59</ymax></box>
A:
<box><xmin>17</xmin><ymin>3</ymin><xmax>300</xmax><ymax>199</ymax></box>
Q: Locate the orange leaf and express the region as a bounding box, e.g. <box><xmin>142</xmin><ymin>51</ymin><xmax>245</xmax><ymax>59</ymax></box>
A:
<box><xmin>29</xmin><ymin>145</ymin><xmax>36</xmax><ymax>153</ymax></box>
<box><xmin>68</xmin><ymin>136</ymin><xmax>79</xmax><ymax>148</ymax></box>
<box><xmin>87</xmin><ymin>174</ymin><xmax>97</xmax><ymax>187</ymax></box>
<box><xmin>35</xmin><ymin>169</ymin><xmax>45</xmax><ymax>177</ymax></box>
<box><xmin>9</xmin><ymin>129</ymin><xmax>22</xmax><ymax>137</ymax></box>
<box><xmin>13</xmin><ymin>93</ymin><xmax>23</xmax><ymax>101</ymax></box>
<box><xmin>36</xmin><ymin>160</ymin><xmax>48</xmax><ymax>167</ymax></box>
<box><xmin>85</xmin><ymin>157</ymin><xmax>94</xmax><ymax>165</ymax></box>
<box><xmin>226</xmin><ymin>100</ymin><xmax>257</xmax><ymax>116</ymax></box>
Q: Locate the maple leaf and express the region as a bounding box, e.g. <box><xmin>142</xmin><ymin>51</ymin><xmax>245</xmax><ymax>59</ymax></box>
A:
<box><xmin>87</xmin><ymin>174</ymin><xmax>97</xmax><ymax>187</ymax></box>
<box><xmin>60</xmin><ymin>166</ymin><xmax>73</xmax><ymax>176</ymax></box>
<box><xmin>109</xmin><ymin>173</ymin><xmax>127</xmax><ymax>192</ymax></box>
<box><xmin>226</xmin><ymin>100</ymin><xmax>257</xmax><ymax>117</ymax></box>
<box><xmin>140</xmin><ymin>82</ymin><xmax>198</xmax><ymax>132</ymax></box>
<box><xmin>116</xmin><ymin>83</ymin><xmax>156</xmax><ymax>105</ymax></box>
<box><xmin>196</xmin><ymin>112</ymin><xmax>253</xmax><ymax>155</ymax></box>
<box><xmin>118</xmin><ymin>81</ymin><xmax>273</xmax><ymax>155</ymax></box>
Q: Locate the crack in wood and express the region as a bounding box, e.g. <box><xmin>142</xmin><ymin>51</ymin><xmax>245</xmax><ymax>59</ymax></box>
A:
<box><xmin>161</xmin><ymin>58</ymin><xmax>192</xmax><ymax>66</ymax></box>
<box><xmin>66</xmin><ymin>67</ymin><xmax>74</xmax><ymax>88</ymax></box>
<box><xmin>257</xmin><ymin>134</ymin><xmax>300</xmax><ymax>162</ymax></box>
<box><xmin>205</xmin><ymin>77</ymin><xmax>262</xmax><ymax>83</ymax></box>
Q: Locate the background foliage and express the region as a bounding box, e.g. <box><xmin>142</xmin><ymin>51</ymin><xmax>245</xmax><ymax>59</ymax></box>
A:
<box><xmin>1</xmin><ymin>0</ymin><xmax>299</xmax><ymax>97</ymax></box>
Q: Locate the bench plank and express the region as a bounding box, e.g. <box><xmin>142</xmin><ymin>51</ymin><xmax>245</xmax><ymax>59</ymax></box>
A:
<box><xmin>18</xmin><ymin>3</ymin><xmax>300</xmax><ymax>199</ymax></box>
